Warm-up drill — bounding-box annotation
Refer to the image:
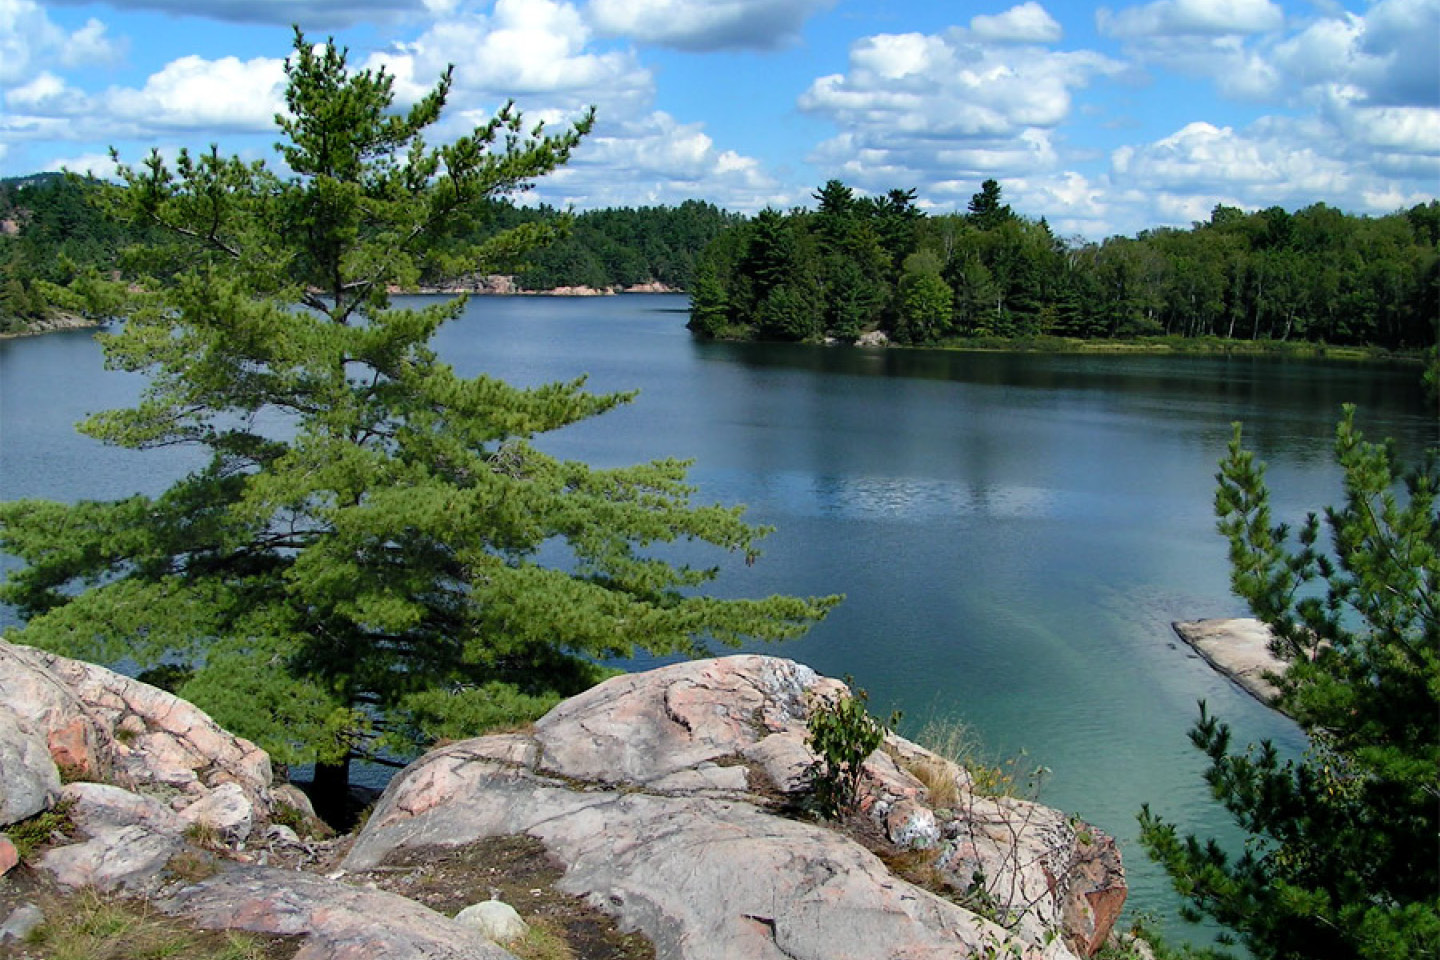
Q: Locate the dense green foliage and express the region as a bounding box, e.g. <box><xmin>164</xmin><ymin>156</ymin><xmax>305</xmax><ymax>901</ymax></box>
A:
<box><xmin>0</xmin><ymin>175</ymin><xmax>736</xmax><ymax>333</ymax></box>
<box><xmin>0</xmin><ymin>33</ymin><xmax>836</xmax><ymax>812</ymax></box>
<box><xmin>0</xmin><ymin>174</ymin><xmax>131</xmax><ymax>331</ymax></box>
<box><xmin>1139</xmin><ymin>407</ymin><xmax>1439</xmax><ymax>959</ymax></box>
<box><xmin>690</xmin><ymin>179</ymin><xmax>1439</xmax><ymax>352</ymax></box>
<box><xmin>474</xmin><ymin>198</ymin><xmax>742</xmax><ymax>291</ymax></box>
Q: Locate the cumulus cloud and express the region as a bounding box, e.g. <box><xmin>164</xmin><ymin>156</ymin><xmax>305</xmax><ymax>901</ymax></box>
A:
<box><xmin>103</xmin><ymin>55</ymin><xmax>288</xmax><ymax>132</ymax></box>
<box><xmin>368</xmin><ymin>0</ymin><xmax>651</xmax><ymax>115</ymax></box>
<box><xmin>970</xmin><ymin>2</ymin><xmax>1062</xmax><ymax>44</ymax></box>
<box><xmin>585</xmin><ymin>0</ymin><xmax>833</xmax><ymax>51</ymax></box>
<box><xmin>0</xmin><ymin>0</ymin><xmax>120</xmax><ymax>86</ymax></box>
<box><xmin>799</xmin><ymin>27</ymin><xmax>1121</xmax><ymax>196</ymax></box>
<box><xmin>1097</xmin><ymin>0</ymin><xmax>1284</xmax><ymax>38</ymax></box>
<box><xmin>1275</xmin><ymin>0</ymin><xmax>1439</xmax><ymax>108</ymax></box>
<box><xmin>535</xmin><ymin>110</ymin><xmax>787</xmax><ymax>210</ymax></box>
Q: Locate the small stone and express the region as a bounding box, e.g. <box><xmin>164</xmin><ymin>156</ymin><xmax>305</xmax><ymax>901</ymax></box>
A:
<box><xmin>0</xmin><ymin>836</ymin><xmax>18</xmax><ymax>875</ymax></box>
<box><xmin>455</xmin><ymin>900</ymin><xmax>529</xmax><ymax>944</ymax></box>
<box><xmin>0</xmin><ymin>903</ymin><xmax>44</xmax><ymax>942</ymax></box>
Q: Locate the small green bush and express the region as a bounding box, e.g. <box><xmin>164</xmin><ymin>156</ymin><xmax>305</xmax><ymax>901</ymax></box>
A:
<box><xmin>806</xmin><ymin>682</ymin><xmax>898</xmax><ymax>818</ymax></box>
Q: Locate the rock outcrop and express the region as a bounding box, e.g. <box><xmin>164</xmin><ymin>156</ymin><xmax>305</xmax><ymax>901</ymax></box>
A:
<box><xmin>1172</xmin><ymin>618</ymin><xmax>1286</xmax><ymax>706</ymax></box>
<box><xmin>0</xmin><ymin>641</ymin><xmax>1127</xmax><ymax>959</ymax></box>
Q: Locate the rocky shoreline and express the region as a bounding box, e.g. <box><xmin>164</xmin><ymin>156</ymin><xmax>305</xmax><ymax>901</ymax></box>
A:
<box><xmin>0</xmin><ymin>640</ymin><xmax>1131</xmax><ymax>959</ymax></box>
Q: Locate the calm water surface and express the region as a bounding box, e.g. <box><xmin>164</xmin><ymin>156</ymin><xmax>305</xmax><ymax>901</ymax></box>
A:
<box><xmin>2</xmin><ymin>294</ymin><xmax>1434</xmax><ymax>946</ymax></box>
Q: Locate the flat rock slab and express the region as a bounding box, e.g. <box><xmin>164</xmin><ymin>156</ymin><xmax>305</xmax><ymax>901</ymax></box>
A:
<box><xmin>1172</xmin><ymin>619</ymin><xmax>1284</xmax><ymax>706</ymax></box>
<box><xmin>159</xmin><ymin>865</ymin><xmax>517</xmax><ymax>960</ymax></box>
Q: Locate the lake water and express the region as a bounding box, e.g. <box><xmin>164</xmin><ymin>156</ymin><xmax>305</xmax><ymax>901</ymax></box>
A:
<box><xmin>2</xmin><ymin>293</ymin><xmax>1434</xmax><ymax>947</ymax></box>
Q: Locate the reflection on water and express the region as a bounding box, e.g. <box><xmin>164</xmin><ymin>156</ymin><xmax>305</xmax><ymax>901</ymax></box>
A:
<box><xmin>3</xmin><ymin>296</ymin><xmax>1435</xmax><ymax>951</ymax></box>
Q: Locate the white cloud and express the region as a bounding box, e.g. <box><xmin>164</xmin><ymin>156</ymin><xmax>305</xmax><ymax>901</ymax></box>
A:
<box><xmin>970</xmin><ymin>2</ymin><xmax>1062</xmax><ymax>44</ymax></box>
<box><xmin>585</xmin><ymin>0</ymin><xmax>833</xmax><ymax>51</ymax></box>
<box><xmin>536</xmin><ymin>110</ymin><xmax>785</xmax><ymax>211</ymax></box>
<box><xmin>0</xmin><ymin>0</ymin><xmax>120</xmax><ymax>86</ymax></box>
<box><xmin>1097</xmin><ymin>0</ymin><xmax>1284</xmax><ymax>38</ymax></box>
<box><xmin>368</xmin><ymin>0</ymin><xmax>651</xmax><ymax>115</ymax></box>
<box><xmin>799</xmin><ymin>29</ymin><xmax>1121</xmax><ymax>196</ymax></box>
<box><xmin>5</xmin><ymin>71</ymin><xmax>79</xmax><ymax>113</ymax></box>
<box><xmin>103</xmin><ymin>55</ymin><xmax>288</xmax><ymax>132</ymax></box>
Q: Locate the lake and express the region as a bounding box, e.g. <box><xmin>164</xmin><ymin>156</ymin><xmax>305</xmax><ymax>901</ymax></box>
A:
<box><xmin>2</xmin><ymin>293</ymin><xmax>1434</xmax><ymax>947</ymax></box>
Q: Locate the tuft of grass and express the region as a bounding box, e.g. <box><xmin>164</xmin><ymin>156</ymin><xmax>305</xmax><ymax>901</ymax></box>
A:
<box><xmin>23</xmin><ymin>888</ymin><xmax>290</xmax><ymax>960</ymax></box>
<box><xmin>911</xmin><ymin>718</ymin><xmax>1048</xmax><ymax>800</ymax></box>
<box><xmin>904</xmin><ymin>756</ymin><xmax>962</xmax><ymax>808</ymax></box>
<box><xmin>510</xmin><ymin>916</ymin><xmax>578</xmax><ymax>960</ymax></box>
<box><xmin>8</xmin><ymin>798</ymin><xmax>77</xmax><ymax>860</ymax></box>
<box><xmin>183</xmin><ymin>821</ymin><xmax>223</xmax><ymax>851</ymax></box>
<box><xmin>166</xmin><ymin>848</ymin><xmax>220</xmax><ymax>883</ymax></box>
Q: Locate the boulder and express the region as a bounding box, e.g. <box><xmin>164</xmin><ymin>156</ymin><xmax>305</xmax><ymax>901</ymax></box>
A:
<box><xmin>38</xmin><ymin>823</ymin><xmax>184</xmax><ymax>892</ymax></box>
<box><xmin>346</xmin><ymin>655</ymin><xmax>1125</xmax><ymax>959</ymax></box>
<box><xmin>1172</xmin><ymin>619</ymin><xmax>1285</xmax><ymax>706</ymax></box>
<box><xmin>0</xmin><ymin>837</ymin><xmax>17</xmax><ymax>876</ymax></box>
<box><xmin>0</xmin><ymin>903</ymin><xmax>44</xmax><ymax>943</ymax></box>
<box><xmin>0</xmin><ymin>639</ymin><xmax>275</xmax><ymax>826</ymax></box>
<box><xmin>456</xmin><ymin>900</ymin><xmax>528</xmax><ymax>943</ymax></box>
<box><xmin>0</xmin><ymin>709</ymin><xmax>61</xmax><ymax>825</ymax></box>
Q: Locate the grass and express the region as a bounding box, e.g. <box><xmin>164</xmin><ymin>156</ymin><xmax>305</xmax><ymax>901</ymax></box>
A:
<box><xmin>7</xmin><ymin>799</ymin><xmax>76</xmax><ymax>861</ymax></box>
<box><xmin>17</xmin><ymin>888</ymin><xmax>291</xmax><ymax>960</ymax></box>
<box><xmin>908</xmin><ymin>717</ymin><xmax>1048</xmax><ymax>801</ymax></box>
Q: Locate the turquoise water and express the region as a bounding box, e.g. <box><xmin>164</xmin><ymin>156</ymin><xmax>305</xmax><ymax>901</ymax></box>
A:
<box><xmin>3</xmin><ymin>295</ymin><xmax>1434</xmax><ymax>948</ymax></box>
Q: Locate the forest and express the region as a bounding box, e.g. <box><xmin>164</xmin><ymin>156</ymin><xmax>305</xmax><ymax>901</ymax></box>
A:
<box><xmin>690</xmin><ymin>180</ymin><xmax>1439</xmax><ymax>352</ymax></box>
<box><xmin>3</xmin><ymin>171</ymin><xmax>1437</xmax><ymax>353</ymax></box>
<box><xmin>0</xmin><ymin>172</ymin><xmax>735</xmax><ymax>331</ymax></box>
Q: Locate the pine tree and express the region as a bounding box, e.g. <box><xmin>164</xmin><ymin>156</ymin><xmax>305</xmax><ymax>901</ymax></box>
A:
<box><xmin>1139</xmin><ymin>407</ymin><xmax>1439</xmax><ymax>959</ymax></box>
<box><xmin>0</xmin><ymin>32</ymin><xmax>837</xmax><ymax>818</ymax></box>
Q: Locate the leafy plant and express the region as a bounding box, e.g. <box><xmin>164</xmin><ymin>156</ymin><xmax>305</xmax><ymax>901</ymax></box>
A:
<box><xmin>805</xmin><ymin>681</ymin><xmax>898</xmax><ymax>818</ymax></box>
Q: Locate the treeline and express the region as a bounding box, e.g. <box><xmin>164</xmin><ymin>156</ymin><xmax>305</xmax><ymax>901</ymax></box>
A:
<box><xmin>0</xmin><ymin>174</ymin><xmax>737</xmax><ymax>331</ymax></box>
<box><xmin>480</xmin><ymin>199</ymin><xmax>742</xmax><ymax>291</ymax></box>
<box><xmin>0</xmin><ymin>174</ymin><xmax>128</xmax><ymax>332</ymax></box>
<box><xmin>689</xmin><ymin>179</ymin><xmax>1440</xmax><ymax>351</ymax></box>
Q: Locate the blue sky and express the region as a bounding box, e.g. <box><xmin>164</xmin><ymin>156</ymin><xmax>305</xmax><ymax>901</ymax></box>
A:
<box><xmin>1</xmin><ymin>0</ymin><xmax>1436</xmax><ymax>238</ymax></box>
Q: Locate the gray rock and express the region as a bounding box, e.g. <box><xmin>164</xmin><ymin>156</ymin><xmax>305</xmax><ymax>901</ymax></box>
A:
<box><xmin>455</xmin><ymin>900</ymin><xmax>528</xmax><ymax>943</ymax></box>
<box><xmin>159</xmin><ymin>866</ymin><xmax>517</xmax><ymax>959</ymax></box>
<box><xmin>62</xmin><ymin>781</ymin><xmax>184</xmax><ymax>835</ymax></box>
<box><xmin>38</xmin><ymin>823</ymin><xmax>184</xmax><ymax>892</ymax></box>
<box><xmin>0</xmin><ymin>708</ymin><xmax>60</xmax><ymax>826</ymax></box>
<box><xmin>0</xmin><ymin>903</ymin><xmax>44</xmax><ymax>942</ymax></box>
<box><xmin>179</xmin><ymin>781</ymin><xmax>254</xmax><ymax>842</ymax></box>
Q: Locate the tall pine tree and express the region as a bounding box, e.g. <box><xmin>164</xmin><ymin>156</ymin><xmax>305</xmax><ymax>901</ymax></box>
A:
<box><xmin>0</xmin><ymin>33</ymin><xmax>837</xmax><ymax>818</ymax></box>
<box><xmin>1139</xmin><ymin>407</ymin><xmax>1439</xmax><ymax>959</ymax></box>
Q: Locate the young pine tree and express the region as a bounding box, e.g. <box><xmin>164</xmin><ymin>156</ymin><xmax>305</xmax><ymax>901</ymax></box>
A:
<box><xmin>0</xmin><ymin>32</ymin><xmax>837</xmax><ymax>817</ymax></box>
<box><xmin>1139</xmin><ymin>406</ymin><xmax>1439</xmax><ymax>959</ymax></box>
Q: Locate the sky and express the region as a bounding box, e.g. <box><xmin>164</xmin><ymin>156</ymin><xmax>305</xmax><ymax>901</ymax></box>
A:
<box><xmin>0</xmin><ymin>0</ymin><xmax>1437</xmax><ymax>239</ymax></box>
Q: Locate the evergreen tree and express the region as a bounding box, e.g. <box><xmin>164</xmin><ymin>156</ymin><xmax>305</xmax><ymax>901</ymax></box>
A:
<box><xmin>1139</xmin><ymin>408</ymin><xmax>1439</xmax><ymax>960</ymax></box>
<box><xmin>0</xmin><ymin>33</ymin><xmax>837</xmax><ymax>818</ymax></box>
